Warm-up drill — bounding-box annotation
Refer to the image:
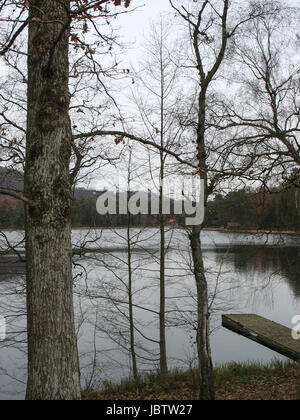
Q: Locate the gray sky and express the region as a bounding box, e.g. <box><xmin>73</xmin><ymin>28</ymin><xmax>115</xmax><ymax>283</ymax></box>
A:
<box><xmin>1</xmin><ymin>0</ymin><xmax>299</xmax><ymax>74</ymax></box>
<box><xmin>0</xmin><ymin>0</ymin><xmax>299</xmax><ymax>191</ymax></box>
<box><xmin>115</xmin><ymin>0</ymin><xmax>175</xmax><ymax>67</ymax></box>
<box><xmin>118</xmin><ymin>0</ymin><xmax>173</xmax><ymax>38</ymax></box>
<box><xmin>0</xmin><ymin>0</ymin><xmax>172</xmax><ymax>75</ymax></box>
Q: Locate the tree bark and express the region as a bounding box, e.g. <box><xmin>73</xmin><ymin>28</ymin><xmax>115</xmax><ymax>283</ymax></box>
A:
<box><xmin>189</xmin><ymin>226</ymin><xmax>215</xmax><ymax>400</ymax></box>
<box><xmin>190</xmin><ymin>87</ymin><xmax>215</xmax><ymax>400</ymax></box>
<box><xmin>25</xmin><ymin>0</ymin><xmax>81</xmax><ymax>400</ymax></box>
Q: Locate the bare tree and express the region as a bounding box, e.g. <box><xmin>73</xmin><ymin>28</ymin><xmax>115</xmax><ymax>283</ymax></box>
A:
<box><xmin>209</xmin><ymin>4</ymin><xmax>300</xmax><ymax>190</ymax></box>
<box><xmin>130</xmin><ymin>18</ymin><xmax>184</xmax><ymax>376</ymax></box>
<box><xmin>167</xmin><ymin>0</ymin><xmax>274</xmax><ymax>400</ymax></box>
<box><xmin>69</xmin><ymin>0</ymin><xmax>275</xmax><ymax>400</ymax></box>
<box><xmin>126</xmin><ymin>148</ymin><xmax>138</xmax><ymax>380</ymax></box>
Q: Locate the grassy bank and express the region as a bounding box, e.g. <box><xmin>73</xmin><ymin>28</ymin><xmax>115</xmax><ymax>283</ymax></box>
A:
<box><xmin>83</xmin><ymin>361</ymin><xmax>300</xmax><ymax>401</ymax></box>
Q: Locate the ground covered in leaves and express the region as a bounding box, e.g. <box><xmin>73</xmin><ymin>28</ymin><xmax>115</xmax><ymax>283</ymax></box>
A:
<box><xmin>83</xmin><ymin>362</ymin><xmax>300</xmax><ymax>401</ymax></box>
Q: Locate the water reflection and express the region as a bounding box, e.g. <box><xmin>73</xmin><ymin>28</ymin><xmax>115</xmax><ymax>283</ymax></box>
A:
<box><xmin>213</xmin><ymin>246</ymin><xmax>300</xmax><ymax>299</ymax></box>
<box><xmin>0</xmin><ymin>230</ymin><xmax>300</xmax><ymax>400</ymax></box>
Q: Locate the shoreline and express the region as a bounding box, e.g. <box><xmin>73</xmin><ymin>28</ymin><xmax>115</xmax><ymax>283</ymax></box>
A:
<box><xmin>202</xmin><ymin>227</ymin><xmax>300</xmax><ymax>236</ymax></box>
<box><xmin>1</xmin><ymin>226</ymin><xmax>300</xmax><ymax>237</ymax></box>
<box><xmin>83</xmin><ymin>361</ymin><xmax>300</xmax><ymax>401</ymax></box>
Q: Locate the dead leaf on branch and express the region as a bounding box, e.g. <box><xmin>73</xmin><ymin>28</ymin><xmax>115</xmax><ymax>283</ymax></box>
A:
<box><xmin>115</xmin><ymin>136</ymin><xmax>125</xmax><ymax>145</ymax></box>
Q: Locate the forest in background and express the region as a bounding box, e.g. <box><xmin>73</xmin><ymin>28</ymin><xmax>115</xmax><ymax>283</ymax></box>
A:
<box><xmin>1</xmin><ymin>176</ymin><xmax>299</xmax><ymax>231</ymax></box>
<box><xmin>1</xmin><ymin>0</ymin><xmax>299</xmax><ymax>401</ymax></box>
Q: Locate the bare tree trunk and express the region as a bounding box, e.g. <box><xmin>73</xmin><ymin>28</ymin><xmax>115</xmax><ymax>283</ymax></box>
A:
<box><xmin>126</xmin><ymin>150</ymin><xmax>138</xmax><ymax>381</ymax></box>
<box><xmin>159</xmin><ymin>45</ymin><xmax>168</xmax><ymax>375</ymax></box>
<box><xmin>189</xmin><ymin>226</ymin><xmax>214</xmax><ymax>400</ymax></box>
<box><xmin>159</xmin><ymin>182</ymin><xmax>168</xmax><ymax>376</ymax></box>
<box><xmin>189</xmin><ymin>86</ymin><xmax>215</xmax><ymax>400</ymax></box>
<box><xmin>25</xmin><ymin>0</ymin><xmax>81</xmax><ymax>400</ymax></box>
<box><xmin>127</xmin><ymin>225</ymin><xmax>138</xmax><ymax>381</ymax></box>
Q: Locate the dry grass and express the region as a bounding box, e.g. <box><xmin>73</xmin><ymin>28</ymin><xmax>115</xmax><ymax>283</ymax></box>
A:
<box><xmin>82</xmin><ymin>361</ymin><xmax>300</xmax><ymax>401</ymax></box>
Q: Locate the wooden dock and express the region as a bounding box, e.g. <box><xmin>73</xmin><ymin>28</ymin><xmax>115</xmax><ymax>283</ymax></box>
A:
<box><xmin>222</xmin><ymin>314</ymin><xmax>300</xmax><ymax>363</ymax></box>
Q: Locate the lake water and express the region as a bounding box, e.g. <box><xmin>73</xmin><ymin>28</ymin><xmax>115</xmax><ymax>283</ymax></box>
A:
<box><xmin>0</xmin><ymin>228</ymin><xmax>299</xmax><ymax>400</ymax></box>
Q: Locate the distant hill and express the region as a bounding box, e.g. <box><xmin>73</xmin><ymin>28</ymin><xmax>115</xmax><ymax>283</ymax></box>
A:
<box><xmin>0</xmin><ymin>167</ymin><xmax>103</xmax><ymax>198</ymax></box>
<box><xmin>0</xmin><ymin>168</ymin><xmax>167</xmax><ymax>204</ymax></box>
<box><xmin>0</xmin><ymin>167</ymin><xmax>185</xmax><ymax>230</ymax></box>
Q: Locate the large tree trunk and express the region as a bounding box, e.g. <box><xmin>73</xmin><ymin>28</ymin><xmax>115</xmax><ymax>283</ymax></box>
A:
<box><xmin>189</xmin><ymin>226</ymin><xmax>214</xmax><ymax>400</ymax></box>
<box><xmin>25</xmin><ymin>0</ymin><xmax>81</xmax><ymax>400</ymax></box>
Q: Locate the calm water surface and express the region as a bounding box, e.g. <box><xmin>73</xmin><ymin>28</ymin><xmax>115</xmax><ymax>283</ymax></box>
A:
<box><xmin>0</xmin><ymin>229</ymin><xmax>299</xmax><ymax>399</ymax></box>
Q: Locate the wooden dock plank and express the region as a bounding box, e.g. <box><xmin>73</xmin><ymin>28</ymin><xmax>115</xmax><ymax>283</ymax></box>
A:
<box><xmin>222</xmin><ymin>314</ymin><xmax>300</xmax><ymax>363</ymax></box>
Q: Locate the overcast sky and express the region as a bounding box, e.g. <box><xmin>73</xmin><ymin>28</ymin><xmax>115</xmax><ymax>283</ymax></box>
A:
<box><xmin>0</xmin><ymin>0</ymin><xmax>299</xmax><ymax>191</ymax></box>
<box><xmin>0</xmin><ymin>1</ymin><xmax>172</xmax><ymax>74</ymax></box>
<box><xmin>113</xmin><ymin>0</ymin><xmax>175</xmax><ymax>69</ymax></box>
<box><xmin>1</xmin><ymin>0</ymin><xmax>299</xmax><ymax>74</ymax></box>
<box><xmin>118</xmin><ymin>0</ymin><xmax>173</xmax><ymax>38</ymax></box>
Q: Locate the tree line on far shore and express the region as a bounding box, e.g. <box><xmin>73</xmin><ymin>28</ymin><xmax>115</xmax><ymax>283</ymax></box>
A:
<box><xmin>1</xmin><ymin>184</ymin><xmax>299</xmax><ymax>231</ymax></box>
